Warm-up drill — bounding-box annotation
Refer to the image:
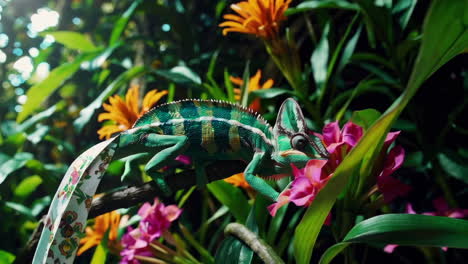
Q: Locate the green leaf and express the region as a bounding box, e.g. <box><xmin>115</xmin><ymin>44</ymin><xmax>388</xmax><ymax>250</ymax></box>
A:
<box><xmin>311</xmin><ymin>23</ymin><xmax>330</xmax><ymax>90</ymax></box>
<box><xmin>318</xmin><ymin>243</ymin><xmax>349</xmax><ymax>264</ymax></box>
<box><xmin>41</xmin><ymin>31</ymin><xmax>97</xmax><ymax>52</ymax></box>
<box><xmin>344</xmin><ymin>214</ymin><xmax>468</xmax><ymax>247</ymax></box>
<box><xmin>4</xmin><ymin>201</ymin><xmax>34</xmax><ymax>219</ymax></box>
<box><xmin>152</xmin><ymin>67</ymin><xmax>202</xmax><ymax>86</ymax></box>
<box><xmin>180</xmin><ymin>224</ymin><xmax>215</xmax><ymax>264</ymax></box>
<box><xmin>17</xmin><ymin>53</ymin><xmax>96</xmax><ymax>122</ymax></box>
<box><xmin>320</xmin><ymin>214</ymin><xmax>468</xmax><ymax>263</ymax></box>
<box><xmin>438</xmin><ymin>153</ymin><xmax>468</xmax><ymax>184</ymax></box>
<box><xmin>350</xmin><ymin>109</ymin><xmax>382</xmax><ymax>130</ymax></box>
<box><xmin>90</xmin><ymin>244</ymin><xmax>107</xmax><ymax>264</ymax></box>
<box><xmin>109</xmin><ymin>0</ymin><xmax>143</xmax><ymax>45</ymax></box>
<box><xmin>392</xmin><ymin>0</ymin><xmax>417</xmax><ymax>29</ymax></box>
<box><xmin>207</xmin><ymin>181</ymin><xmax>250</xmax><ymax>223</ymax></box>
<box><xmin>17</xmin><ymin>104</ymin><xmax>57</xmax><ymax>132</ymax></box>
<box><xmin>73</xmin><ymin>66</ymin><xmax>147</xmax><ymax>132</ymax></box>
<box><xmin>169</xmin><ymin>65</ymin><xmax>202</xmax><ymax>85</ymax></box>
<box><xmin>405</xmin><ymin>0</ymin><xmax>468</xmax><ymax>95</ymax></box>
<box><xmin>250</xmin><ymin>88</ymin><xmax>292</xmax><ymax>99</ymax></box>
<box><xmin>286</xmin><ymin>0</ymin><xmax>359</xmax><ymax>15</ymax></box>
<box><xmin>215</xmin><ymin>236</ymin><xmax>245</xmax><ymax>264</ymax></box>
<box><xmin>14</xmin><ymin>175</ymin><xmax>43</xmax><ymax>198</ymax></box>
<box><xmin>0</xmin><ymin>152</ymin><xmax>33</xmax><ymax>185</ymax></box>
<box><xmin>0</xmin><ymin>250</ymin><xmax>15</xmax><ymax>264</ymax></box>
<box><xmin>240</xmin><ymin>61</ymin><xmax>250</xmax><ymax>107</ymax></box>
<box><xmin>294</xmin><ymin>1</ymin><xmax>468</xmax><ymax>262</ymax></box>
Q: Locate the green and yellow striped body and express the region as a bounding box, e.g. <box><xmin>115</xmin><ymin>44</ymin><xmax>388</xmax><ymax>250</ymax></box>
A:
<box><xmin>133</xmin><ymin>99</ymin><xmax>274</xmax><ymax>164</ymax></box>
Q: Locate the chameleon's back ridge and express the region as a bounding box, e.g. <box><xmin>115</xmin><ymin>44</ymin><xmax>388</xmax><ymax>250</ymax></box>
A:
<box><xmin>132</xmin><ymin>99</ymin><xmax>274</xmax><ymax>155</ymax></box>
<box><xmin>134</xmin><ymin>99</ymin><xmax>270</xmax><ymax>128</ymax></box>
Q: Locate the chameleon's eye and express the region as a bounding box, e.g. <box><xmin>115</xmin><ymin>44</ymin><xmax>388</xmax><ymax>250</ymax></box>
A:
<box><xmin>291</xmin><ymin>134</ymin><xmax>308</xmax><ymax>151</ymax></box>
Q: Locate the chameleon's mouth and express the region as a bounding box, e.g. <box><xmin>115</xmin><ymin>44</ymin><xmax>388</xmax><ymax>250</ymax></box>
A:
<box><xmin>279</xmin><ymin>150</ymin><xmax>316</xmax><ymax>158</ymax></box>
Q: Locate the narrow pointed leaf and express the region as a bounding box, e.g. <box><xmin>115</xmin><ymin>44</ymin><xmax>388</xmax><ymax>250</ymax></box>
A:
<box><xmin>41</xmin><ymin>31</ymin><xmax>97</xmax><ymax>52</ymax></box>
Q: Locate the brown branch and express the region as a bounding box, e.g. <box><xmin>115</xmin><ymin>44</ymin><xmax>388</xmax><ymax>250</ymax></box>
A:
<box><xmin>16</xmin><ymin>160</ymin><xmax>246</xmax><ymax>263</ymax></box>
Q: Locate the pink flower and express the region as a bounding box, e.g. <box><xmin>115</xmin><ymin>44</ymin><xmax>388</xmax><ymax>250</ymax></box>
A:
<box><xmin>120</xmin><ymin>199</ymin><xmax>182</xmax><ymax>263</ymax></box>
<box><xmin>268</xmin><ymin>160</ymin><xmax>332</xmax><ymax>216</ymax></box>
<box><xmin>120</xmin><ymin>227</ymin><xmax>153</xmax><ymax>264</ymax></box>
<box><xmin>268</xmin><ymin>121</ymin><xmax>407</xmax><ymax>216</ymax></box>
<box><xmin>384</xmin><ymin>198</ymin><xmax>468</xmax><ymax>253</ymax></box>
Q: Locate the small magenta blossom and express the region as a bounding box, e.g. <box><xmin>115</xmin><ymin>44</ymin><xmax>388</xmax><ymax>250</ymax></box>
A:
<box><xmin>385</xmin><ymin>198</ymin><xmax>468</xmax><ymax>253</ymax></box>
<box><xmin>268</xmin><ymin>121</ymin><xmax>408</xmax><ymax>216</ymax></box>
<box><xmin>120</xmin><ymin>199</ymin><xmax>182</xmax><ymax>264</ymax></box>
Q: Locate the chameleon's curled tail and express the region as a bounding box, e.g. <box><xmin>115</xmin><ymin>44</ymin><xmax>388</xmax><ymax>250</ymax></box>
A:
<box><xmin>32</xmin><ymin>137</ymin><xmax>119</xmax><ymax>264</ymax></box>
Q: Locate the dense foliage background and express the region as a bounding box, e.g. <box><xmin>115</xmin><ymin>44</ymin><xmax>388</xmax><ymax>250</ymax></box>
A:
<box><xmin>0</xmin><ymin>0</ymin><xmax>467</xmax><ymax>263</ymax></box>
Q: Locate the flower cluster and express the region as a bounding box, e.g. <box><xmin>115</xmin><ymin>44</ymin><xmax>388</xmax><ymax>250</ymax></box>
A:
<box><xmin>230</xmin><ymin>69</ymin><xmax>274</xmax><ymax>112</ymax></box>
<box><xmin>98</xmin><ymin>85</ymin><xmax>167</xmax><ymax>139</ymax></box>
<box><xmin>77</xmin><ymin>211</ymin><xmax>122</xmax><ymax>256</ymax></box>
<box><xmin>219</xmin><ymin>0</ymin><xmax>292</xmax><ymax>39</ymax></box>
<box><xmin>120</xmin><ymin>199</ymin><xmax>182</xmax><ymax>264</ymax></box>
<box><xmin>268</xmin><ymin>121</ymin><xmax>409</xmax><ymax>216</ymax></box>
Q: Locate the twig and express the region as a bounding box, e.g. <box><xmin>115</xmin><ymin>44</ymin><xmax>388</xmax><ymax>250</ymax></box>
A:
<box><xmin>224</xmin><ymin>223</ymin><xmax>285</xmax><ymax>264</ymax></box>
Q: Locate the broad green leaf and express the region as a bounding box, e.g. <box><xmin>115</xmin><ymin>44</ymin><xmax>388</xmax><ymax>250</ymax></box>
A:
<box><xmin>286</xmin><ymin>0</ymin><xmax>359</xmax><ymax>15</ymax></box>
<box><xmin>152</xmin><ymin>67</ymin><xmax>202</xmax><ymax>86</ymax></box>
<box><xmin>0</xmin><ymin>250</ymin><xmax>15</xmax><ymax>264</ymax></box>
<box><xmin>311</xmin><ymin>23</ymin><xmax>330</xmax><ymax>90</ymax></box>
<box><xmin>344</xmin><ymin>214</ymin><xmax>468</xmax><ymax>247</ymax></box>
<box><xmin>294</xmin><ymin>1</ymin><xmax>468</xmax><ymax>263</ymax></box>
<box><xmin>238</xmin><ymin>205</ymin><xmax>258</xmax><ymax>264</ymax></box>
<box><xmin>0</xmin><ymin>152</ymin><xmax>33</xmax><ymax>185</ymax></box>
<box><xmin>251</xmin><ymin>88</ymin><xmax>292</xmax><ymax>99</ymax></box>
<box><xmin>17</xmin><ymin>104</ymin><xmax>57</xmax><ymax>132</ymax></box>
<box><xmin>321</xmin><ymin>214</ymin><xmax>468</xmax><ymax>263</ymax></box>
<box><xmin>215</xmin><ymin>236</ymin><xmax>245</xmax><ymax>264</ymax></box>
<box><xmin>109</xmin><ymin>0</ymin><xmax>143</xmax><ymax>45</ymax></box>
<box><xmin>170</xmin><ymin>65</ymin><xmax>202</xmax><ymax>85</ymax></box>
<box><xmin>350</xmin><ymin>109</ymin><xmax>381</xmax><ymax>130</ymax></box>
<box><xmin>438</xmin><ymin>153</ymin><xmax>468</xmax><ymax>184</ymax></box>
<box><xmin>41</xmin><ymin>31</ymin><xmax>97</xmax><ymax>52</ymax></box>
<box><xmin>73</xmin><ymin>66</ymin><xmax>147</xmax><ymax>132</ymax></box>
<box><xmin>14</xmin><ymin>175</ymin><xmax>43</xmax><ymax>198</ymax></box>
<box><xmin>90</xmin><ymin>244</ymin><xmax>107</xmax><ymax>264</ymax></box>
<box><xmin>318</xmin><ymin>243</ymin><xmax>349</xmax><ymax>264</ymax></box>
<box><xmin>4</xmin><ymin>201</ymin><xmax>34</xmax><ymax>219</ymax></box>
<box><xmin>17</xmin><ymin>53</ymin><xmax>96</xmax><ymax>122</ymax></box>
<box><xmin>207</xmin><ymin>181</ymin><xmax>250</xmax><ymax>223</ymax></box>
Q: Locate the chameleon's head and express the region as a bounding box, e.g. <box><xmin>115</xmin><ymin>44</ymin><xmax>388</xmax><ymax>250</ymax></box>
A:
<box><xmin>272</xmin><ymin>98</ymin><xmax>329</xmax><ymax>171</ymax></box>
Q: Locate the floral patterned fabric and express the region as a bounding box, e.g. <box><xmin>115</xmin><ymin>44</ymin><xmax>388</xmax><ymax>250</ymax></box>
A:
<box><xmin>33</xmin><ymin>137</ymin><xmax>118</xmax><ymax>264</ymax></box>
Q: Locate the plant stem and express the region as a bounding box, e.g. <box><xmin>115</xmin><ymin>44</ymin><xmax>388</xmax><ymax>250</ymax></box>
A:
<box><xmin>224</xmin><ymin>223</ymin><xmax>285</xmax><ymax>264</ymax></box>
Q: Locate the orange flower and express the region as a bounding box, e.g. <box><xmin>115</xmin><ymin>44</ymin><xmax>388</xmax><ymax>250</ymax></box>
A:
<box><xmin>97</xmin><ymin>85</ymin><xmax>168</xmax><ymax>139</ymax></box>
<box><xmin>219</xmin><ymin>0</ymin><xmax>292</xmax><ymax>39</ymax></box>
<box><xmin>231</xmin><ymin>69</ymin><xmax>274</xmax><ymax>112</ymax></box>
<box><xmin>77</xmin><ymin>211</ymin><xmax>122</xmax><ymax>256</ymax></box>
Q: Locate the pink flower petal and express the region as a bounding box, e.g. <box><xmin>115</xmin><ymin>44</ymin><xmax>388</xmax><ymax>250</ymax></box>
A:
<box><xmin>377</xmin><ymin>175</ymin><xmax>411</xmax><ymax>203</ymax></box>
<box><xmin>289</xmin><ymin>177</ymin><xmax>316</xmax><ymax>206</ymax></box>
<box><xmin>380</xmin><ymin>145</ymin><xmax>405</xmax><ymax>178</ymax></box>
<box><xmin>304</xmin><ymin>159</ymin><xmax>328</xmax><ymax>183</ymax></box>
<box><xmin>342</xmin><ymin>122</ymin><xmax>363</xmax><ymax>147</ymax></box>
<box><xmin>322</xmin><ymin>121</ymin><xmax>341</xmax><ymax>146</ymax></box>
<box><xmin>384</xmin><ymin>244</ymin><xmax>398</xmax><ymax>253</ymax></box>
<box><xmin>164</xmin><ymin>205</ymin><xmax>183</xmax><ymax>222</ymax></box>
<box><xmin>268</xmin><ymin>189</ymin><xmax>291</xmax><ymax>216</ymax></box>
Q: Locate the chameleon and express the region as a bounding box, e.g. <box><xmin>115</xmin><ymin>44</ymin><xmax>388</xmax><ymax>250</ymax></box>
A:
<box><xmin>32</xmin><ymin>98</ymin><xmax>328</xmax><ymax>264</ymax></box>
